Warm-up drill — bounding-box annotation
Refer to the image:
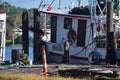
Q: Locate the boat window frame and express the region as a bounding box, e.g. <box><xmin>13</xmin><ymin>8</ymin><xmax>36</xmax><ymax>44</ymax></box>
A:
<box><xmin>95</xmin><ymin>36</ymin><xmax>106</xmax><ymax>48</ymax></box>
<box><xmin>64</xmin><ymin>17</ymin><xmax>72</xmax><ymax>29</ymax></box>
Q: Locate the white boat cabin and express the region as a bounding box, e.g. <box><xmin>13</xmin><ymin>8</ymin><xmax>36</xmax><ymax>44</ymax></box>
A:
<box><xmin>0</xmin><ymin>10</ymin><xmax>6</xmax><ymax>62</ymax></box>
<box><xmin>40</xmin><ymin>5</ymin><xmax>120</xmax><ymax>65</ymax></box>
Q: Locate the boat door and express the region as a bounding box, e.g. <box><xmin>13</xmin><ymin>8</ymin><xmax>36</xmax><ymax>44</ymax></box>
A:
<box><xmin>77</xmin><ymin>20</ymin><xmax>87</xmax><ymax>47</ymax></box>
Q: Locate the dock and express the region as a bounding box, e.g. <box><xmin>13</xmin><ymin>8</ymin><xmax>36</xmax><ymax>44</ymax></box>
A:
<box><xmin>0</xmin><ymin>64</ymin><xmax>120</xmax><ymax>79</ymax></box>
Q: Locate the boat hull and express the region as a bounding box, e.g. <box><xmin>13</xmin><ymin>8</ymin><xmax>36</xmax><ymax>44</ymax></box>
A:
<box><xmin>46</xmin><ymin>42</ymin><xmax>111</xmax><ymax>65</ymax></box>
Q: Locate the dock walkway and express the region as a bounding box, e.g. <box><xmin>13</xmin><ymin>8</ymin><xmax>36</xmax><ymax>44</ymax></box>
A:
<box><xmin>0</xmin><ymin>64</ymin><xmax>120</xmax><ymax>79</ymax></box>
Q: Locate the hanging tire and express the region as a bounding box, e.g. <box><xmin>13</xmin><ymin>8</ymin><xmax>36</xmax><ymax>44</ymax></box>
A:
<box><xmin>88</xmin><ymin>51</ymin><xmax>100</xmax><ymax>64</ymax></box>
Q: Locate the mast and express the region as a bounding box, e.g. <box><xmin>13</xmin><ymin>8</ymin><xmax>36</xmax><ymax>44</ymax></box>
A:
<box><xmin>106</xmin><ymin>0</ymin><xmax>116</xmax><ymax>65</ymax></box>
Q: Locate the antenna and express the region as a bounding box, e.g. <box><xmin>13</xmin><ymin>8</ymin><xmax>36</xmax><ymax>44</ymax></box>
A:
<box><xmin>59</xmin><ymin>0</ymin><xmax>62</xmax><ymax>9</ymax></box>
<box><xmin>71</xmin><ymin>2</ymin><xmax>74</xmax><ymax>9</ymax></box>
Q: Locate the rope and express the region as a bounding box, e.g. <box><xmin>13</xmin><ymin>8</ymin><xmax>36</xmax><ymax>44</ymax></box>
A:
<box><xmin>48</xmin><ymin>0</ymin><xmax>55</xmax><ymax>7</ymax></box>
<box><xmin>38</xmin><ymin>0</ymin><xmax>44</xmax><ymax>9</ymax></box>
<box><xmin>71</xmin><ymin>39</ymin><xmax>95</xmax><ymax>56</ymax></box>
<box><xmin>39</xmin><ymin>0</ymin><xmax>55</xmax><ymax>11</ymax></box>
<box><xmin>40</xmin><ymin>0</ymin><xmax>49</xmax><ymax>11</ymax></box>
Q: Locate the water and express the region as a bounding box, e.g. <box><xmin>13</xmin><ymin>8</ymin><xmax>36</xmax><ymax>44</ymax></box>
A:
<box><xmin>5</xmin><ymin>46</ymin><xmax>33</xmax><ymax>62</ymax></box>
<box><xmin>5</xmin><ymin>31</ymin><xmax>49</xmax><ymax>63</ymax></box>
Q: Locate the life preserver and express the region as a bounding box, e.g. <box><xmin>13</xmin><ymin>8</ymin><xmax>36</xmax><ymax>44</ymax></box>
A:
<box><xmin>88</xmin><ymin>51</ymin><xmax>100</xmax><ymax>64</ymax></box>
<box><xmin>67</xmin><ymin>29</ymin><xmax>77</xmax><ymax>42</ymax></box>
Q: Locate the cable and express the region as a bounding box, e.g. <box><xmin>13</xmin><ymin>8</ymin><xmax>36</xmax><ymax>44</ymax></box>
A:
<box><xmin>71</xmin><ymin>39</ymin><xmax>95</xmax><ymax>56</ymax></box>
<box><xmin>48</xmin><ymin>0</ymin><xmax>55</xmax><ymax>7</ymax></box>
<box><xmin>38</xmin><ymin>0</ymin><xmax>44</xmax><ymax>9</ymax></box>
<box><xmin>40</xmin><ymin>0</ymin><xmax>48</xmax><ymax>11</ymax></box>
<box><xmin>39</xmin><ymin>0</ymin><xmax>55</xmax><ymax>11</ymax></box>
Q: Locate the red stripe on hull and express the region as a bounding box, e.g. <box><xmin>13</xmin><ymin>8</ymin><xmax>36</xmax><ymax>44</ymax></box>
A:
<box><xmin>49</xmin><ymin>52</ymin><xmax>106</xmax><ymax>62</ymax></box>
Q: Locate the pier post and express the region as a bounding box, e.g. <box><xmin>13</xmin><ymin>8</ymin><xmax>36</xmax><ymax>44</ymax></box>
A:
<box><xmin>106</xmin><ymin>0</ymin><xmax>116</xmax><ymax>65</ymax></box>
<box><xmin>33</xmin><ymin>9</ymin><xmax>41</xmax><ymax>63</ymax></box>
<box><xmin>22</xmin><ymin>10</ymin><xmax>29</xmax><ymax>55</ymax></box>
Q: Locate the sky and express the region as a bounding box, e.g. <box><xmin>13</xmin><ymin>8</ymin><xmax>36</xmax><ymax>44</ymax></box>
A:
<box><xmin>1</xmin><ymin>0</ymin><xmax>88</xmax><ymax>9</ymax></box>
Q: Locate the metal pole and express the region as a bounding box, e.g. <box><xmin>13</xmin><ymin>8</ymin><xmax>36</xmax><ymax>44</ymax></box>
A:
<box><xmin>59</xmin><ymin>0</ymin><xmax>62</xmax><ymax>9</ymax></box>
<box><xmin>106</xmin><ymin>0</ymin><xmax>116</xmax><ymax>65</ymax></box>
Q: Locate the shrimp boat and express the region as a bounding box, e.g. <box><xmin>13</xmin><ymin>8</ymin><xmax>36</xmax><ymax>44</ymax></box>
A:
<box><xmin>39</xmin><ymin>0</ymin><xmax>120</xmax><ymax>65</ymax></box>
<box><xmin>0</xmin><ymin>10</ymin><xmax>6</xmax><ymax>62</ymax></box>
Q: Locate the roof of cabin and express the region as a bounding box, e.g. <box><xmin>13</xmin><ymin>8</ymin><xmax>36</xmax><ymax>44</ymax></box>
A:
<box><xmin>0</xmin><ymin>10</ymin><xmax>7</xmax><ymax>13</ymax></box>
<box><xmin>40</xmin><ymin>8</ymin><xmax>91</xmax><ymax>19</ymax></box>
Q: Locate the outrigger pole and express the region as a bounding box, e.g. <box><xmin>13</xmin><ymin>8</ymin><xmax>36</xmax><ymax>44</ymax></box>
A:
<box><xmin>106</xmin><ymin>0</ymin><xmax>116</xmax><ymax>65</ymax></box>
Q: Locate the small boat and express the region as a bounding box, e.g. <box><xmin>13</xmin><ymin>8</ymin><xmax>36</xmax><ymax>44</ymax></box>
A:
<box><xmin>39</xmin><ymin>0</ymin><xmax>120</xmax><ymax>65</ymax></box>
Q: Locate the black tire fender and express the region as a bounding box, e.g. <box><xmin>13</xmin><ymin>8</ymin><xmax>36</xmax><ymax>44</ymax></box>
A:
<box><xmin>88</xmin><ymin>51</ymin><xmax>100</xmax><ymax>64</ymax></box>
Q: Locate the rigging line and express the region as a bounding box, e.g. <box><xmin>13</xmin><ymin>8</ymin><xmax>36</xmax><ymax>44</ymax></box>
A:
<box><xmin>48</xmin><ymin>0</ymin><xmax>55</xmax><ymax>7</ymax></box>
<box><xmin>40</xmin><ymin>0</ymin><xmax>54</xmax><ymax>11</ymax></box>
<box><xmin>38</xmin><ymin>0</ymin><xmax>44</xmax><ymax>9</ymax></box>
<box><xmin>39</xmin><ymin>0</ymin><xmax>54</xmax><ymax>27</ymax></box>
<box><xmin>71</xmin><ymin>39</ymin><xmax>95</xmax><ymax>56</ymax></box>
<box><xmin>40</xmin><ymin>0</ymin><xmax>49</xmax><ymax>11</ymax></box>
<box><xmin>84</xmin><ymin>23</ymin><xmax>93</xmax><ymax>56</ymax></box>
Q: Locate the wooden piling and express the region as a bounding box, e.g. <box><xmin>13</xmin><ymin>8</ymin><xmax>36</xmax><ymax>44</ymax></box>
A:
<box><xmin>22</xmin><ymin>10</ymin><xmax>29</xmax><ymax>55</ymax></box>
<box><xmin>106</xmin><ymin>0</ymin><xmax>116</xmax><ymax>65</ymax></box>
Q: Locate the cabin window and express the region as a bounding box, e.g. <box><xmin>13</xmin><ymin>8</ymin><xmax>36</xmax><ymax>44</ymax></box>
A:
<box><xmin>50</xmin><ymin>16</ymin><xmax>57</xmax><ymax>43</ymax></box>
<box><xmin>64</xmin><ymin>18</ymin><xmax>72</xmax><ymax>29</ymax></box>
<box><xmin>95</xmin><ymin>36</ymin><xmax>106</xmax><ymax>48</ymax></box>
